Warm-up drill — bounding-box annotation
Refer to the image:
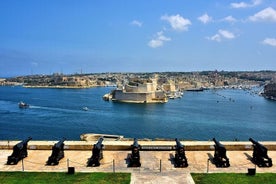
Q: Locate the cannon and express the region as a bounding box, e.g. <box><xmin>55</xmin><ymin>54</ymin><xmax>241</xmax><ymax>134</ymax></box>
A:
<box><xmin>174</xmin><ymin>138</ymin><xmax>188</xmax><ymax>167</ymax></box>
<box><xmin>46</xmin><ymin>138</ymin><xmax>66</xmax><ymax>165</ymax></box>
<box><xmin>212</xmin><ymin>138</ymin><xmax>230</xmax><ymax>167</ymax></box>
<box><xmin>128</xmin><ymin>138</ymin><xmax>141</xmax><ymax>167</ymax></box>
<box><xmin>249</xmin><ymin>138</ymin><xmax>273</xmax><ymax>167</ymax></box>
<box><xmin>87</xmin><ymin>137</ymin><xmax>104</xmax><ymax>167</ymax></box>
<box><xmin>7</xmin><ymin>137</ymin><xmax>32</xmax><ymax>165</ymax></box>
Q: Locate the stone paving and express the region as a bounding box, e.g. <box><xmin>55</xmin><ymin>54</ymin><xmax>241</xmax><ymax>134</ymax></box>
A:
<box><xmin>1</xmin><ymin>150</ymin><xmax>275</xmax><ymax>183</ymax></box>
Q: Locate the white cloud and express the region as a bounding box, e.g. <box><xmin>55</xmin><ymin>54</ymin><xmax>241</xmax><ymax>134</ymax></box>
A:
<box><xmin>207</xmin><ymin>29</ymin><xmax>236</xmax><ymax>42</ymax></box>
<box><xmin>231</xmin><ymin>2</ymin><xmax>248</xmax><ymax>8</ymax></box>
<box><xmin>249</xmin><ymin>7</ymin><xmax>276</xmax><ymax>22</ymax></box>
<box><xmin>262</xmin><ymin>38</ymin><xmax>276</xmax><ymax>46</ymax></box>
<box><xmin>222</xmin><ymin>16</ymin><xmax>237</xmax><ymax>23</ymax></box>
<box><xmin>208</xmin><ymin>34</ymin><xmax>222</xmax><ymax>42</ymax></box>
<box><xmin>148</xmin><ymin>39</ymin><xmax>163</xmax><ymax>48</ymax></box>
<box><xmin>148</xmin><ymin>31</ymin><xmax>171</xmax><ymax>48</ymax></box>
<box><xmin>130</xmin><ymin>20</ymin><xmax>143</xmax><ymax>27</ymax></box>
<box><xmin>231</xmin><ymin>0</ymin><xmax>262</xmax><ymax>8</ymax></box>
<box><xmin>198</xmin><ymin>13</ymin><xmax>213</xmax><ymax>24</ymax></box>
<box><xmin>218</xmin><ymin>29</ymin><xmax>235</xmax><ymax>39</ymax></box>
<box><xmin>161</xmin><ymin>14</ymin><xmax>191</xmax><ymax>31</ymax></box>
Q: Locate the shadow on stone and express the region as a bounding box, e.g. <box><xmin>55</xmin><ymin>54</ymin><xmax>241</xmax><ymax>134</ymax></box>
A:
<box><xmin>125</xmin><ymin>153</ymin><xmax>131</xmax><ymax>166</ymax></box>
<box><xmin>207</xmin><ymin>153</ymin><xmax>215</xmax><ymax>164</ymax></box>
<box><xmin>244</xmin><ymin>152</ymin><xmax>253</xmax><ymax>162</ymax></box>
<box><xmin>169</xmin><ymin>153</ymin><xmax>175</xmax><ymax>166</ymax></box>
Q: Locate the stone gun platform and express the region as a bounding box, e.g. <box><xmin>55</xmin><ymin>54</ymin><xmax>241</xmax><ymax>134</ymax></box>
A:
<box><xmin>1</xmin><ymin>140</ymin><xmax>276</xmax><ymax>184</ymax></box>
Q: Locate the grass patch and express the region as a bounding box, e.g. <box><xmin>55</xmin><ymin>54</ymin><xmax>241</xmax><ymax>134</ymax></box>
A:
<box><xmin>0</xmin><ymin>172</ymin><xmax>131</xmax><ymax>184</ymax></box>
<box><xmin>191</xmin><ymin>173</ymin><xmax>276</xmax><ymax>184</ymax></box>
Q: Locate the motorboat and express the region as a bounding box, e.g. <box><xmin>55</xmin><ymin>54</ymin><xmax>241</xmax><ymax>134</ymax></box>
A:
<box><xmin>82</xmin><ymin>107</ymin><xmax>89</xmax><ymax>111</ymax></box>
<box><xmin>19</xmin><ymin>101</ymin><xmax>29</xmax><ymax>108</ymax></box>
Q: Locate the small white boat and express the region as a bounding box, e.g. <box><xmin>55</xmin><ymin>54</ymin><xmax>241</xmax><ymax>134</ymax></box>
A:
<box><xmin>82</xmin><ymin>107</ymin><xmax>89</xmax><ymax>111</ymax></box>
<box><xmin>19</xmin><ymin>101</ymin><xmax>29</xmax><ymax>108</ymax></box>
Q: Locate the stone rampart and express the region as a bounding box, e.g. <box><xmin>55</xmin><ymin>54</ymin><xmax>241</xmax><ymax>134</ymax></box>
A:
<box><xmin>1</xmin><ymin>140</ymin><xmax>276</xmax><ymax>151</ymax></box>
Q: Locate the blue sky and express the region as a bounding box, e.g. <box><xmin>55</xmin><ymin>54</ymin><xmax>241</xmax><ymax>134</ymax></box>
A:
<box><xmin>0</xmin><ymin>0</ymin><xmax>276</xmax><ymax>77</ymax></box>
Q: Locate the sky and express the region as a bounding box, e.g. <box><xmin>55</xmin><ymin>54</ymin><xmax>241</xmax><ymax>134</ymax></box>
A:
<box><xmin>0</xmin><ymin>0</ymin><xmax>276</xmax><ymax>77</ymax></box>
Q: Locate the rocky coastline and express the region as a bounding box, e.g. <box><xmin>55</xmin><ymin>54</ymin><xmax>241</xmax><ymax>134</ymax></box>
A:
<box><xmin>262</xmin><ymin>82</ymin><xmax>276</xmax><ymax>100</ymax></box>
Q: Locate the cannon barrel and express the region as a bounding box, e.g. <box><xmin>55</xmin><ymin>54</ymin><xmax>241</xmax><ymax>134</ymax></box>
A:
<box><xmin>175</xmin><ymin>138</ymin><xmax>184</xmax><ymax>149</ymax></box>
<box><xmin>132</xmin><ymin>138</ymin><xmax>140</xmax><ymax>149</ymax></box>
<box><xmin>22</xmin><ymin>137</ymin><xmax>32</xmax><ymax>144</ymax></box>
<box><xmin>249</xmin><ymin>138</ymin><xmax>268</xmax><ymax>156</ymax></box>
<box><xmin>16</xmin><ymin>137</ymin><xmax>32</xmax><ymax>149</ymax></box>
<box><xmin>94</xmin><ymin>137</ymin><xmax>104</xmax><ymax>150</ymax></box>
<box><xmin>249</xmin><ymin>137</ymin><xmax>258</xmax><ymax>145</ymax></box>
<box><xmin>54</xmin><ymin>138</ymin><xmax>66</xmax><ymax>148</ymax></box>
<box><xmin>213</xmin><ymin>138</ymin><xmax>224</xmax><ymax>148</ymax></box>
<box><xmin>249</xmin><ymin>138</ymin><xmax>266</xmax><ymax>150</ymax></box>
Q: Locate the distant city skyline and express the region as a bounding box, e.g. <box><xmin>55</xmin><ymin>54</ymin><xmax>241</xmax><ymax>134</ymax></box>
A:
<box><xmin>0</xmin><ymin>0</ymin><xmax>276</xmax><ymax>77</ymax></box>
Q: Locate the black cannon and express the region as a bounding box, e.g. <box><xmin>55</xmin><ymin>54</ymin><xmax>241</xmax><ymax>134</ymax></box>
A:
<box><xmin>7</xmin><ymin>137</ymin><xmax>32</xmax><ymax>165</ymax></box>
<box><xmin>128</xmin><ymin>138</ymin><xmax>141</xmax><ymax>167</ymax></box>
<box><xmin>249</xmin><ymin>138</ymin><xmax>273</xmax><ymax>167</ymax></box>
<box><xmin>87</xmin><ymin>137</ymin><xmax>104</xmax><ymax>167</ymax></box>
<box><xmin>174</xmin><ymin>138</ymin><xmax>188</xmax><ymax>167</ymax></box>
<box><xmin>212</xmin><ymin>138</ymin><xmax>230</xmax><ymax>167</ymax></box>
<box><xmin>46</xmin><ymin>138</ymin><xmax>66</xmax><ymax>165</ymax></box>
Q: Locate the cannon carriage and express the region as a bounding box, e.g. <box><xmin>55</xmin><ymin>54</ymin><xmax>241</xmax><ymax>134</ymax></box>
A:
<box><xmin>212</xmin><ymin>138</ymin><xmax>230</xmax><ymax>167</ymax></box>
<box><xmin>128</xmin><ymin>138</ymin><xmax>141</xmax><ymax>167</ymax></box>
<box><xmin>87</xmin><ymin>137</ymin><xmax>104</xmax><ymax>167</ymax></box>
<box><xmin>7</xmin><ymin>137</ymin><xmax>32</xmax><ymax>165</ymax></box>
<box><xmin>46</xmin><ymin>138</ymin><xmax>66</xmax><ymax>165</ymax></box>
<box><xmin>249</xmin><ymin>138</ymin><xmax>273</xmax><ymax>167</ymax></box>
<box><xmin>174</xmin><ymin>138</ymin><xmax>188</xmax><ymax>167</ymax></box>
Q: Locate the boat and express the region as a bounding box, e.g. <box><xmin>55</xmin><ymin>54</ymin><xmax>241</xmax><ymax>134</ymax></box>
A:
<box><xmin>18</xmin><ymin>101</ymin><xmax>29</xmax><ymax>108</ymax></box>
<box><xmin>80</xmin><ymin>133</ymin><xmax>124</xmax><ymax>141</ymax></box>
<box><xmin>186</xmin><ymin>87</ymin><xmax>204</xmax><ymax>92</ymax></box>
<box><xmin>102</xmin><ymin>93</ymin><xmax>112</xmax><ymax>101</ymax></box>
<box><xmin>82</xmin><ymin>107</ymin><xmax>89</xmax><ymax>111</ymax></box>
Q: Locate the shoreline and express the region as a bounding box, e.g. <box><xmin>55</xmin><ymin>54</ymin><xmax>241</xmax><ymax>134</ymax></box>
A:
<box><xmin>23</xmin><ymin>85</ymin><xmax>99</xmax><ymax>89</ymax></box>
<box><xmin>7</xmin><ymin>84</ymin><xmax>260</xmax><ymax>90</ymax></box>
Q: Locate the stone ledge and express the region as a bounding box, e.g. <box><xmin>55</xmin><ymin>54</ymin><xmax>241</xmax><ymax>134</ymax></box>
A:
<box><xmin>1</xmin><ymin>140</ymin><xmax>276</xmax><ymax>151</ymax></box>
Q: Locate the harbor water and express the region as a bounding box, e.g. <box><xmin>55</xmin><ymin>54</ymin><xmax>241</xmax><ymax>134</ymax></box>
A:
<box><xmin>0</xmin><ymin>86</ymin><xmax>276</xmax><ymax>141</ymax></box>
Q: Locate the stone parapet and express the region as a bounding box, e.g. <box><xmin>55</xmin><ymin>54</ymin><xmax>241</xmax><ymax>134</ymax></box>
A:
<box><xmin>1</xmin><ymin>140</ymin><xmax>276</xmax><ymax>151</ymax></box>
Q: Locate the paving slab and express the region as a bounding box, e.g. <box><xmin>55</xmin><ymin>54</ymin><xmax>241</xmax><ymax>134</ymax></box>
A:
<box><xmin>1</xmin><ymin>150</ymin><xmax>275</xmax><ymax>184</ymax></box>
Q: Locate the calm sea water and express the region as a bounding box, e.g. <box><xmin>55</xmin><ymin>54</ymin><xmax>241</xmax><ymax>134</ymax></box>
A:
<box><xmin>0</xmin><ymin>86</ymin><xmax>276</xmax><ymax>141</ymax></box>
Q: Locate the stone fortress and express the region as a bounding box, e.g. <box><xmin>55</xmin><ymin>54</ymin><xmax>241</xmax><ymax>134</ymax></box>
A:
<box><xmin>110</xmin><ymin>76</ymin><xmax>168</xmax><ymax>103</ymax></box>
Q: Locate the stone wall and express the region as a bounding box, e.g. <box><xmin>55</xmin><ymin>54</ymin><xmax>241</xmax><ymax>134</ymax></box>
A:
<box><xmin>113</xmin><ymin>89</ymin><xmax>149</xmax><ymax>102</ymax></box>
<box><xmin>1</xmin><ymin>140</ymin><xmax>276</xmax><ymax>151</ymax></box>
